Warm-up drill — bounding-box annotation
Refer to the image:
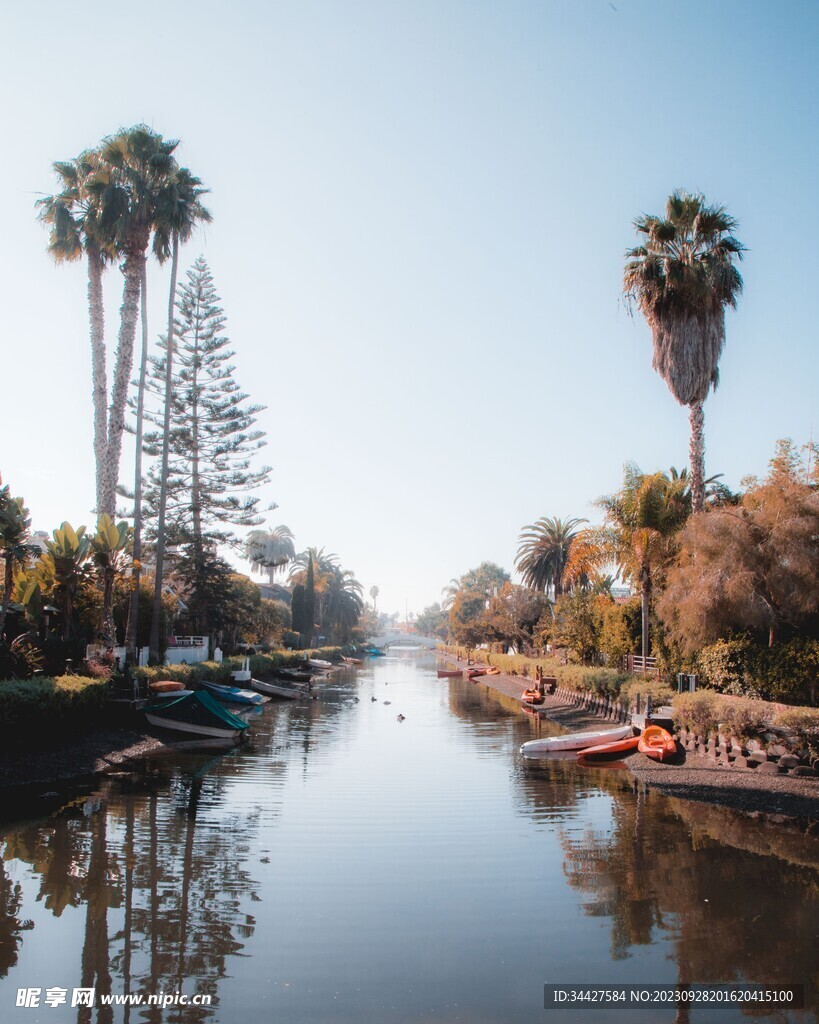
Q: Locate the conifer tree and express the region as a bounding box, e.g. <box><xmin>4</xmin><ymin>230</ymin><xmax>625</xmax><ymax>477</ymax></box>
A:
<box><xmin>143</xmin><ymin>257</ymin><xmax>271</xmax><ymax>638</ymax></box>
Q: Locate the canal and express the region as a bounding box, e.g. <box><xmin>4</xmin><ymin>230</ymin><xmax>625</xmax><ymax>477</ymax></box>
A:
<box><xmin>0</xmin><ymin>649</ymin><xmax>817</xmax><ymax>1022</ymax></box>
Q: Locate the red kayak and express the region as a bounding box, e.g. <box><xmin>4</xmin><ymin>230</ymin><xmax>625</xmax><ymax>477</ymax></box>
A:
<box><xmin>467</xmin><ymin>667</ymin><xmax>488</xmax><ymax>679</ymax></box>
<box><xmin>577</xmin><ymin>735</ymin><xmax>640</xmax><ymax>762</ymax></box>
<box><xmin>437</xmin><ymin>669</ymin><xmax>462</xmax><ymax>678</ymax></box>
<box><xmin>638</xmin><ymin>726</ymin><xmax>677</xmax><ymax>762</ymax></box>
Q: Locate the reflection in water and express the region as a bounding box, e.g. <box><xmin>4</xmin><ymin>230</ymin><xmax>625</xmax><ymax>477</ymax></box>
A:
<box><xmin>0</xmin><ymin>654</ymin><xmax>816</xmax><ymax>1023</ymax></box>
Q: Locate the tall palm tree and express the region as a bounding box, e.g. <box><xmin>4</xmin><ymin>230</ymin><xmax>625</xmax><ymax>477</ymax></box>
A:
<box><xmin>147</xmin><ymin>166</ymin><xmax>211</xmax><ymax>663</ymax></box>
<box><xmin>246</xmin><ymin>526</ymin><xmax>296</xmax><ymax>583</ymax></box>
<box><xmin>37</xmin><ymin>150</ymin><xmax>116</xmax><ymax>512</ymax></box>
<box><xmin>324</xmin><ymin>566</ymin><xmax>364</xmax><ymax>641</ymax></box>
<box><xmin>624</xmin><ymin>190</ymin><xmax>745</xmax><ymax>512</ymax></box>
<box><xmin>515</xmin><ymin>516</ymin><xmax>587</xmax><ymax>597</ymax></box>
<box><xmin>369</xmin><ymin>585</ymin><xmax>379</xmax><ymax>614</ymax></box>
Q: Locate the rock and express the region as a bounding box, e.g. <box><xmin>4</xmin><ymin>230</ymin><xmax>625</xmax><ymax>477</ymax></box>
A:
<box><xmin>731</xmin><ymin>755</ymin><xmax>748</xmax><ymax>769</ymax></box>
<box><xmin>790</xmin><ymin>766</ymin><xmax>818</xmax><ymax>778</ymax></box>
<box><xmin>768</xmin><ymin>743</ymin><xmax>789</xmax><ymax>758</ymax></box>
<box><xmin>750</xmin><ymin>750</ymin><xmax>768</xmax><ymax>763</ymax></box>
<box><xmin>747</xmin><ymin>738</ymin><xmax>763</xmax><ymax>752</ymax></box>
<box><xmin>778</xmin><ymin>754</ymin><xmax>801</xmax><ymax>769</ymax></box>
<box><xmin>756</xmin><ymin>761</ymin><xmax>783</xmax><ymax>775</ymax></box>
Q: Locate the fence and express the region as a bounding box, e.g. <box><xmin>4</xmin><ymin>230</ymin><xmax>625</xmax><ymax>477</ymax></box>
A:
<box><xmin>623</xmin><ymin>653</ymin><xmax>659</xmax><ymax>675</ymax></box>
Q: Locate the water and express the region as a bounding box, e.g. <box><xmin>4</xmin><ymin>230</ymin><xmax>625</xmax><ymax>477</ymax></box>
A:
<box><xmin>1</xmin><ymin>650</ymin><xmax>817</xmax><ymax>1023</ymax></box>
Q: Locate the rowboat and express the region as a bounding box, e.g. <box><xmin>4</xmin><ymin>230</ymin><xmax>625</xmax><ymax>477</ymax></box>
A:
<box><xmin>144</xmin><ymin>691</ymin><xmax>249</xmax><ymax>740</ymax></box>
<box><xmin>638</xmin><ymin>725</ymin><xmax>677</xmax><ymax>761</ymax></box>
<box><xmin>437</xmin><ymin>669</ymin><xmax>462</xmax><ymax>678</ymax></box>
<box><xmin>520</xmin><ymin>724</ymin><xmax>633</xmax><ymax>756</ymax></box>
<box><xmin>578</xmin><ymin>735</ymin><xmax>640</xmax><ymax>762</ymax></box>
<box><xmin>251</xmin><ymin>677</ymin><xmax>308</xmax><ymax>700</ymax></box>
<box><xmin>308</xmin><ymin>659</ymin><xmax>335</xmax><ymax>671</ymax></box>
<box><xmin>198</xmin><ymin>679</ymin><xmax>265</xmax><ymax>706</ymax></box>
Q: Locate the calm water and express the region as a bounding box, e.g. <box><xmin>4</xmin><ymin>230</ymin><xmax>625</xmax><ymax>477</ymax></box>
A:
<box><xmin>1</xmin><ymin>650</ymin><xmax>817</xmax><ymax>1023</ymax></box>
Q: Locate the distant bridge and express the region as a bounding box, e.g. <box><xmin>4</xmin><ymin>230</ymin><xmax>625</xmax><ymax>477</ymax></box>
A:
<box><xmin>367</xmin><ymin>632</ymin><xmax>440</xmax><ymax>650</ymax></box>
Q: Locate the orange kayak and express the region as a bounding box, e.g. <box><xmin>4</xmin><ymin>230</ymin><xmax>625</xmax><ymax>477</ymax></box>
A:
<box><xmin>521</xmin><ymin>688</ymin><xmax>544</xmax><ymax>705</ymax></box>
<box><xmin>578</xmin><ymin>735</ymin><xmax>640</xmax><ymax>762</ymax></box>
<box><xmin>149</xmin><ymin>680</ymin><xmax>185</xmax><ymax>693</ymax></box>
<box><xmin>638</xmin><ymin>725</ymin><xmax>677</xmax><ymax>761</ymax></box>
<box><xmin>466</xmin><ymin>668</ymin><xmax>487</xmax><ymax>678</ymax></box>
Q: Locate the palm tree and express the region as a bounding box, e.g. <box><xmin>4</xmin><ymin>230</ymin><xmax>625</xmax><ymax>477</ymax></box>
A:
<box><xmin>592</xmin><ymin>464</ymin><xmax>691</xmax><ymax>659</ymax></box>
<box><xmin>515</xmin><ymin>516</ymin><xmax>587</xmax><ymax>597</ymax></box>
<box><xmin>441</xmin><ymin>578</ymin><xmax>461</xmax><ymax>611</ymax></box>
<box><xmin>246</xmin><ymin>526</ymin><xmax>296</xmax><ymax>583</ymax></box>
<box><xmin>624</xmin><ymin>190</ymin><xmax>745</xmax><ymax>512</ymax></box>
<box><xmin>37</xmin><ymin>150</ymin><xmax>116</xmax><ymax>512</ymax></box>
<box><xmin>324</xmin><ymin>567</ymin><xmax>364</xmax><ymax>641</ymax></box>
<box><xmin>0</xmin><ymin>479</ymin><xmax>34</xmax><ymax>640</ymax></box>
<box><xmin>369</xmin><ymin>585</ymin><xmax>379</xmax><ymax>614</ymax></box>
<box><xmin>89</xmin><ymin>515</ymin><xmax>131</xmax><ymax>652</ymax></box>
<box><xmin>147</xmin><ymin>164</ymin><xmax>211</xmax><ymax>663</ymax></box>
<box><xmin>289</xmin><ymin>548</ymin><xmax>339</xmax><ymax>630</ymax></box>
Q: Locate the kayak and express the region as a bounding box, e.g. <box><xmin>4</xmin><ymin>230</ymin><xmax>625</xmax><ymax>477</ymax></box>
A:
<box><xmin>149</xmin><ymin>679</ymin><xmax>185</xmax><ymax>693</ymax></box>
<box><xmin>466</xmin><ymin>667</ymin><xmax>488</xmax><ymax>678</ymax></box>
<box><xmin>638</xmin><ymin>725</ymin><xmax>677</xmax><ymax>761</ymax></box>
<box><xmin>520</xmin><ymin>724</ymin><xmax>633</xmax><ymax>756</ymax></box>
<box><xmin>578</xmin><ymin>735</ymin><xmax>640</xmax><ymax>762</ymax></box>
<box><xmin>437</xmin><ymin>669</ymin><xmax>462</xmax><ymax>678</ymax></box>
<box><xmin>521</xmin><ymin>689</ymin><xmax>545</xmax><ymax>705</ymax></box>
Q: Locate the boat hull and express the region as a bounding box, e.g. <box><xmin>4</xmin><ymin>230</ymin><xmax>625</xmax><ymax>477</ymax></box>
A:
<box><xmin>637</xmin><ymin>726</ymin><xmax>677</xmax><ymax>761</ymax></box>
<box><xmin>521</xmin><ymin>724</ymin><xmax>633</xmax><ymax>755</ymax></box>
<box><xmin>199</xmin><ymin>680</ymin><xmax>265</xmax><ymax>705</ymax></box>
<box><xmin>144</xmin><ymin>691</ymin><xmax>249</xmax><ymax>740</ymax></box>
<box><xmin>145</xmin><ymin>713</ymin><xmax>244</xmax><ymax>740</ymax></box>
<box><xmin>251</xmin><ymin>678</ymin><xmax>306</xmax><ymax>699</ymax></box>
<box><xmin>578</xmin><ymin>736</ymin><xmax>641</xmax><ymax>762</ymax></box>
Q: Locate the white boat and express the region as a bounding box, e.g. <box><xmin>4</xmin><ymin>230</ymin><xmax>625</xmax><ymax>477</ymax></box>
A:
<box><xmin>144</xmin><ymin>691</ymin><xmax>250</xmax><ymax>741</ymax></box>
<box><xmin>251</xmin><ymin>677</ymin><xmax>308</xmax><ymax>700</ymax></box>
<box><xmin>199</xmin><ymin>679</ymin><xmax>266</xmax><ymax>706</ymax></box>
<box><xmin>520</xmin><ymin>724</ymin><xmax>633</xmax><ymax>756</ymax></box>
<box><xmin>308</xmin><ymin>659</ymin><xmax>335</xmax><ymax>671</ymax></box>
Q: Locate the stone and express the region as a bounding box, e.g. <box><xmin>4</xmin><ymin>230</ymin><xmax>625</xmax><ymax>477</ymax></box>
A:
<box><xmin>768</xmin><ymin>743</ymin><xmax>789</xmax><ymax>758</ymax></box>
<box><xmin>731</xmin><ymin>755</ymin><xmax>748</xmax><ymax>769</ymax></box>
<box><xmin>750</xmin><ymin>750</ymin><xmax>768</xmax><ymax>764</ymax></box>
<box><xmin>756</xmin><ymin>761</ymin><xmax>783</xmax><ymax>775</ymax></box>
<box><xmin>778</xmin><ymin>754</ymin><xmax>801</xmax><ymax>769</ymax></box>
<box><xmin>747</xmin><ymin>738</ymin><xmax>763</xmax><ymax>752</ymax></box>
<box><xmin>790</xmin><ymin>766</ymin><xmax>819</xmax><ymax>778</ymax></box>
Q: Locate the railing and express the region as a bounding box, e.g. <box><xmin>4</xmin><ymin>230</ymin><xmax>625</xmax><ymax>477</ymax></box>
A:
<box><xmin>167</xmin><ymin>635</ymin><xmax>206</xmax><ymax>648</ymax></box>
<box><xmin>623</xmin><ymin>653</ymin><xmax>659</xmax><ymax>675</ymax></box>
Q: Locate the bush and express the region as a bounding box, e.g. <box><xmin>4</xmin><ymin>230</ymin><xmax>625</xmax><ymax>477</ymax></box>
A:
<box><xmin>719</xmin><ymin>697</ymin><xmax>773</xmax><ymax>742</ymax></box>
<box><xmin>775</xmin><ymin>707</ymin><xmax>819</xmax><ymax>757</ymax></box>
<box><xmin>131</xmin><ymin>647</ymin><xmax>343</xmax><ymax>685</ymax></box>
<box><xmin>672</xmin><ymin>691</ymin><xmax>721</xmax><ymax>737</ymax></box>
<box><xmin>620</xmin><ymin>677</ymin><xmax>676</xmax><ymax>707</ymax></box>
<box><xmin>759</xmin><ymin>638</ymin><xmax>819</xmax><ymax>706</ymax></box>
<box><xmin>697</xmin><ymin>637</ymin><xmax>758</xmax><ymax>696</ymax></box>
<box><xmin>0</xmin><ymin>675</ymin><xmax>108</xmax><ymax>740</ymax></box>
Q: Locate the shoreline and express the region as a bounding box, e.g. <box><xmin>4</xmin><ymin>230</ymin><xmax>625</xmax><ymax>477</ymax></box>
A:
<box><xmin>443</xmin><ymin>655</ymin><xmax>819</xmax><ymax>831</ymax></box>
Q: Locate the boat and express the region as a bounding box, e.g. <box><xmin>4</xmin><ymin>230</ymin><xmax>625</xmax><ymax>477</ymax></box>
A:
<box><xmin>144</xmin><ymin>690</ymin><xmax>249</xmax><ymax>740</ymax></box>
<box><xmin>364</xmin><ymin>647</ymin><xmax>386</xmax><ymax>657</ymax></box>
<box><xmin>273</xmin><ymin>667</ymin><xmax>314</xmax><ymax>683</ymax></box>
<box><xmin>521</xmin><ymin>688</ymin><xmax>544</xmax><ymax>705</ymax></box>
<box><xmin>251</xmin><ymin>677</ymin><xmax>308</xmax><ymax>700</ymax></box>
<box><xmin>198</xmin><ymin>679</ymin><xmax>266</xmax><ymax>706</ymax></box>
<box><xmin>485</xmin><ymin>668</ymin><xmax>501</xmax><ymax>676</ymax></box>
<box><xmin>520</xmin><ymin>724</ymin><xmax>633</xmax><ymax>756</ymax></box>
<box><xmin>638</xmin><ymin>725</ymin><xmax>677</xmax><ymax>761</ymax></box>
<box><xmin>578</xmin><ymin>735</ymin><xmax>641</xmax><ymax>762</ymax></box>
<box><xmin>308</xmin><ymin>659</ymin><xmax>335</xmax><ymax>671</ymax></box>
<box><xmin>437</xmin><ymin>668</ymin><xmax>462</xmax><ymax>678</ymax></box>
<box><xmin>342</xmin><ymin>656</ymin><xmax>364</xmax><ymax>665</ymax></box>
<box><xmin>149</xmin><ymin>679</ymin><xmax>186</xmax><ymax>693</ymax></box>
<box><xmin>466</xmin><ymin>667</ymin><xmax>488</xmax><ymax>678</ymax></box>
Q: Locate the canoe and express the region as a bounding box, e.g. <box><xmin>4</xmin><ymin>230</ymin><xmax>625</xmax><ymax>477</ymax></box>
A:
<box><xmin>144</xmin><ymin>691</ymin><xmax>249</xmax><ymax>740</ymax></box>
<box><xmin>251</xmin><ymin>677</ymin><xmax>307</xmax><ymax>700</ymax></box>
<box><xmin>199</xmin><ymin>679</ymin><xmax>265</xmax><ymax>706</ymax></box>
<box><xmin>149</xmin><ymin>679</ymin><xmax>185</xmax><ymax>693</ymax></box>
<box><xmin>578</xmin><ymin>735</ymin><xmax>641</xmax><ymax>762</ymax></box>
<box><xmin>437</xmin><ymin>669</ymin><xmax>462</xmax><ymax>678</ymax></box>
<box><xmin>520</xmin><ymin>724</ymin><xmax>633</xmax><ymax>756</ymax></box>
<box><xmin>466</xmin><ymin>667</ymin><xmax>487</xmax><ymax>678</ymax></box>
<box><xmin>638</xmin><ymin>725</ymin><xmax>677</xmax><ymax>762</ymax></box>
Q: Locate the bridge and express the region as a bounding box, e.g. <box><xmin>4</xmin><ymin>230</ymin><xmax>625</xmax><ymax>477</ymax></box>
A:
<box><xmin>367</xmin><ymin>632</ymin><xmax>440</xmax><ymax>650</ymax></box>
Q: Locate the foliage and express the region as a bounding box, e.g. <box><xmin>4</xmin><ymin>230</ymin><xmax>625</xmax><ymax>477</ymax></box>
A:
<box><xmin>549</xmin><ymin>590</ymin><xmax>606</xmax><ymax>665</ymax></box>
<box><xmin>515</xmin><ymin>516</ymin><xmax>586</xmax><ymax>595</ymax></box>
<box><xmin>672</xmin><ymin>690</ymin><xmax>721</xmax><ymax>736</ymax></box>
<box><xmin>291</xmin><ymin>585</ymin><xmax>307</xmax><ymax>638</ymax></box>
<box><xmin>619</xmin><ymin>676</ymin><xmax>676</xmax><ymax>707</ymax></box>
<box><xmin>718</xmin><ymin>697</ymin><xmax>773</xmax><ymax>743</ymax></box>
<box><xmin>775</xmin><ymin>707</ymin><xmax>819</xmax><ymax>757</ymax></box>
<box><xmin>245</xmin><ymin>526</ymin><xmax>295</xmax><ymax>583</ymax></box>
<box><xmin>132</xmin><ymin>647</ymin><xmax>342</xmax><ymax>686</ymax></box>
<box><xmin>697</xmin><ymin>637</ymin><xmax>758</xmax><ymax>696</ymax></box>
<box><xmin>0</xmin><ymin>675</ymin><xmax>108</xmax><ymax>742</ymax></box>
<box><xmin>658</xmin><ymin>440</ymin><xmax>819</xmax><ymax>653</ymax></box>
<box><xmin>598</xmin><ymin>599</ymin><xmax>641</xmax><ymax>667</ymax></box>
<box><xmin>485</xmin><ymin>585</ymin><xmax>551</xmax><ymax>649</ymax></box>
<box><xmin>760</xmin><ymin>638</ymin><xmax>819</xmax><ymax>706</ymax></box>
<box><xmin>17</xmin><ymin>523</ymin><xmax>93</xmax><ymax>641</ymax></box>
<box><xmin>449</xmin><ymin>590</ymin><xmax>490</xmax><ymax>646</ymax></box>
<box><xmin>0</xmin><ymin>476</ymin><xmax>36</xmax><ymax>641</ymax></box>
<box><xmin>414</xmin><ymin>603</ymin><xmax>449</xmax><ymax>639</ymax></box>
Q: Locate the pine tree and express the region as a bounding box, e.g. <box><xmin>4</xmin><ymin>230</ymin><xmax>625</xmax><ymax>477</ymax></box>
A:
<box><xmin>143</xmin><ymin>257</ymin><xmax>271</xmax><ymax>636</ymax></box>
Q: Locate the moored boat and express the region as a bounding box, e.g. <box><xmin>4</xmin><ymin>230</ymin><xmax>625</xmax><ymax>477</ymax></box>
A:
<box><xmin>437</xmin><ymin>669</ymin><xmax>462</xmax><ymax>678</ymax></box>
<box><xmin>342</xmin><ymin>655</ymin><xmax>364</xmax><ymax>665</ymax></box>
<box><xmin>144</xmin><ymin>690</ymin><xmax>249</xmax><ymax>740</ymax></box>
<box><xmin>273</xmin><ymin>667</ymin><xmax>314</xmax><ymax>683</ymax></box>
<box><xmin>521</xmin><ymin>687</ymin><xmax>544</xmax><ymax>705</ymax></box>
<box><xmin>149</xmin><ymin>679</ymin><xmax>186</xmax><ymax>693</ymax></box>
<box><xmin>638</xmin><ymin>725</ymin><xmax>677</xmax><ymax>762</ymax></box>
<box><xmin>251</xmin><ymin>677</ymin><xmax>308</xmax><ymax>700</ymax></box>
<box><xmin>520</xmin><ymin>724</ymin><xmax>633</xmax><ymax>756</ymax></box>
<box><xmin>466</xmin><ymin>667</ymin><xmax>488</xmax><ymax>678</ymax></box>
<box><xmin>308</xmin><ymin>659</ymin><xmax>335</xmax><ymax>671</ymax></box>
<box><xmin>577</xmin><ymin>735</ymin><xmax>640</xmax><ymax>762</ymax></box>
<box><xmin>199</xmin><ymin>679</ymin><xmax>266</xmax><ymax>706</ymax></box>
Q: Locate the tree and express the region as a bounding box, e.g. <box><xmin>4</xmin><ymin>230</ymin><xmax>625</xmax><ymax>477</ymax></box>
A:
<box><xmin>414</xmin><ymin>602</ymin><xmax>449</xmax><ymax>640</ymax></box>
<box><xmin>515</xmin><ymin>516</ymin><xmax>586</xmax><ymax>596</ymax></box>
<box><xmin>657</xmin><ymin>440</ymin><xmax>819</xmax><ymax>652</ymax></box>
<box><xmin>624</xmin><ymin>190</ymin><xmax>745</xmax><ymax>511</ymax></box>
<box><xmin>304</xmin><ymin>560</ymin><xmax>316</xmax><ymax>641</ymax></box>
<box><xmin>144</xmin><ymin>259</ymin><xmax>268</xmax><ymax>654</ymax></box>
<box><xmin>0</xmin><ymin>477</ymin><xmax>35</xmax><ymax>640</ymax></box>
<box><xmin>369</xmin><ymin>585</ymin><xmax>379</xmax><ymax>614</ymax></box>
<box><xmin>323</xmin><ymin>567</ymin><xmax>364</xmax><ymax>642</ymax></box>
<box><xmin>246</xmin><ymin>526</ymin><xmax>296</xmax><ymax>583</ymax></box>
<box><xmin>289</xmin><ymin>547</ymin><xmax>339</xmax><ymax>629</ymax></box>
<box><xmin>485</xmin><ymin>584</ymin><xmax>552</xmax><ymax>651</ymax></box>
<box><xmin>291</xmin><ymin>585</ymin><xmax>307</xmax><ymax>639</ymax></box>
<box><xmin>20</xmin><ymin>524</ymin><xmax>93</xmax><ymax>642</ymax></box>
<box><xmin>88</xmin><ymin>515</ymin><xmax>131</xmax><ymax>651</ymax></box>
<box><xmin>589</xmin><ymin>464</ymin><xmax>691</xmax><ymax>660</ymax></box>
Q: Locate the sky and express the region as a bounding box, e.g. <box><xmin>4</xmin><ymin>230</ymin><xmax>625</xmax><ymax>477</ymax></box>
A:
<box><xmin>1</xmin><ymin>0</ymin><xmax>817</xmax><ymax>617</ymax></box>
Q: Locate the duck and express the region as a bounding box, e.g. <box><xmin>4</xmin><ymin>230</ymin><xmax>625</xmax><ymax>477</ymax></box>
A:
<box><xmin>397</xmin><ymin>714</ymin><xmax>405</xmax><ymax>722</ymax></box>
<box><xmin>383</xmin><ymin>700</ymin><xmax>391</xmax><ymax>705</ymax></box>
<box><xmin>371</xmin><ymin>696</ymin><xmax>377</xmax><ymax>702</ymax></box>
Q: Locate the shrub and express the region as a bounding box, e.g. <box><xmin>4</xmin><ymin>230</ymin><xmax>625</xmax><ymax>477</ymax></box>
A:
<box><xmin>697</xmin><ymin>637</ymin><xmax>759</xmax><ymax>696</ymax></box>
<box><xmin>719</xmin><ymin>697</ymin><xmax>773</xmax><ymax>742</ymax></box>
<box><xmin>672</xmin><ymin>690</ymin><xmax>721</xmax><ymax>737</ymax></box>
<box><xmin>620</xmin><ymin>677</ymin><xmax>676</xmax><ymax>707</ymax></box>
<box><xmin>775</xmin><ymin>707</ymin><xmax>819</xmax><ymax>757</ymax></box>
<box><xmin>131</xmin><ymin>647</ymin><xmax>343</xmax><ymax>685</ymax></box>
<box><xmin>0</xmin><ymin>675</ymin><xmax>108</xmax><ymax>740</ymax></box>
<box><xmin>759</xmin><ymin>638</ymin><xmax>819</xmax><ymax>706</ymax></box>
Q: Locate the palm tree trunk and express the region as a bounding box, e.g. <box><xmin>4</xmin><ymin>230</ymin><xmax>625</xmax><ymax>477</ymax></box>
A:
<box><xmin>103</xmin><ymin>246</ymin><xmax>145</xmax><ymax>517</ymax></box>
<box><xmin>688</xmin><ymin>401</ymin><xmax>706</xmax><ymax>513</ymax></box>
<box><xmin>87</xmin><ymin>243</ymin><xmax>108</xmax><ymax>515</ymax></box>
<box><xmin>0</xmin><ymin>556</ymin><xmax>14</xmax><ymax>640</ymax></box>
<box><xmin>125</xmin><ymin>264</ymin><xmax>149</xmax><ymax>660</ymax></box>
<box><xmin>641</xmin><ymin>567</ymin><xmax>651</xmax><ymax>661</ymax></box>
<box><xmin>149</xmin><ymin>231</ymin><xmax>180</xmax><ymax>663</ymax></box>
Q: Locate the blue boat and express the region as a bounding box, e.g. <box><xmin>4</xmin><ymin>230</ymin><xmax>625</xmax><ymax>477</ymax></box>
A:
<box><xmin>199</xmin><ymin>679</ymin><xmax>266</xmax><ymax>706</ymax></box>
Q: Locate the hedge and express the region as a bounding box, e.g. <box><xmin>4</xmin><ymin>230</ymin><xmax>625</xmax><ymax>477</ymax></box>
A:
<box><xmin>132</xmin><ymin>647</ymin><xmax>343</xmax><ymax>687</ymax></box>
<box><xmin>0</xmin><ymin>675</ymin><xmax>109</xmax><ymax>739</ymax></box>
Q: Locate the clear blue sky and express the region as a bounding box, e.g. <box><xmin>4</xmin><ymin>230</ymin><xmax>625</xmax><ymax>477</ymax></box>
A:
<box><xmin>1</xmin><ymin>0</ymin><xmax>817</xmax><ymax>616</ymax></box>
